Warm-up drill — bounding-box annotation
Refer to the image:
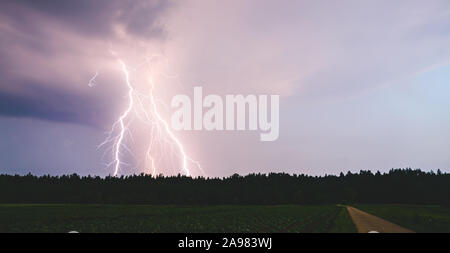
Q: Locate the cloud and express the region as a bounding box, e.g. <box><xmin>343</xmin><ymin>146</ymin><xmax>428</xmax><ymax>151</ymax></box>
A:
<box><xmin>4</xmin><ymin>0</ymin><xmax>169</xmax><ymax>38</ymax></box>
<box><xmin>163</xmin><ymin>0</ymin><xmax>450</xmax><ymax>100</ymax></box>
<box><xmin>157</xmin><ymin>0</ymin><xmax>450</xmax><ymax>176</ymax></box>
<box><xmin>0</xmin><ymin>80</ymin><xmax>109</xmax><ymax>126</ymax></box>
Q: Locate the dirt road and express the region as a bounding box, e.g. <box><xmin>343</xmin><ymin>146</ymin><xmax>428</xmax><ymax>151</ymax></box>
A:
<box><xmin>346</xmin><ymin>206</ymin><xmax>414</xmax><ymax>233</ymax></box>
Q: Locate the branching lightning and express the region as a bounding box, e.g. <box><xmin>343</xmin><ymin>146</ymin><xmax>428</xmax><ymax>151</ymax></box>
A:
<box><xmin>97</xmin><ymin>50</ymin><xmax>204</xmax><ymax>177</ymax></box>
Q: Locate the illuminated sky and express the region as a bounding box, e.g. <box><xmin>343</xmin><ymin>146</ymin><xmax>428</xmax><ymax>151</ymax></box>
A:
<box><xmin>1</xmin><ymin>0</ymin><xmax>450</xmax><ymax>177</ymax></box>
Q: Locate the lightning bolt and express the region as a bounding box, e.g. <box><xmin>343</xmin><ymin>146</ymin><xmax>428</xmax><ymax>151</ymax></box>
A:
<box><xmin>88</xmin><ymin>70</ymin><xmax>98</xmax><ymax>87</ymax></box>
<box><xmin>97</xmin><ymin>50</ymin><xmax>204</xmax><ymax>177</ymax></box>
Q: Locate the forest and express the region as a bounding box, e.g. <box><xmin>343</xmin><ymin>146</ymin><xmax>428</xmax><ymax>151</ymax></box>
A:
<box><xmin>0</xmin><ymin>168</ymin><xmax>448</xmax><ymax>205</ymax></box>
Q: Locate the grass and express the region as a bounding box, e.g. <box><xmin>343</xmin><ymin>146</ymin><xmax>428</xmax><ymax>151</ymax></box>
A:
<box><xmin>0</xmin><ymin>204</ymin><xmax>353</xmax><ymax>233</ymax></box>
<box><xmin>355</xmin><ymin>204</ymin><xmax>450</xmax><ymax>233</ymax></box>
<box><xmin>328</xmin><ymin>206</ymin><xmax>357</xmax><ymax>233</ymax></box>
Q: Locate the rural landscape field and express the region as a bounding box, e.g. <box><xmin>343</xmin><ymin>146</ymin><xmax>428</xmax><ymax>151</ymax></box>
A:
<box><xmin>0</xmin><ymin>204</ymin><xmax>351</xmax><ymax>233</ymax></box>
<box><xmin>0</xmin><ymin>204</ymin><xmax>449</xmax><ymax>233</ymax></box>
<box><xmin>0</xmin><ymin>169</ymin><xmax>449</xmax><ymax>233</ymax></box>
<box><xmin>355</xmin><ymin>205</ymin><xmax>450</xmax><ymax>233</ymax></box>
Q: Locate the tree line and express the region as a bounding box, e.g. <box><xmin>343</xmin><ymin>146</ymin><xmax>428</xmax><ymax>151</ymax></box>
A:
<box><xmin>0</xmin><ymin>168</ymin><xmax>448</xmax><ymax>205</ymax></box>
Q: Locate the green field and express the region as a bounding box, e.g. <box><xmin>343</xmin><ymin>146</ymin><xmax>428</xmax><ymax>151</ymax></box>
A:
<box><xmin>2</xmin><ymin>204</ymin><xmax>448</xmax><ymax>233</ymax></box>
<box><xmin>356</xmin><ymin>204</ymin><xmax>450</xmax><ymax>233</ymax></box>
<box><xmin>0</xmin><ymin>204</ymin><xmax>355</xmax><ymax>233</ymax></box>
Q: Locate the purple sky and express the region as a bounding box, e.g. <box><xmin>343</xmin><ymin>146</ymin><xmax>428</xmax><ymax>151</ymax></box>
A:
<box><xmin>1</xmin><ymin>0</ymin><xmax>450</xmax><ymax>177</ymax></box>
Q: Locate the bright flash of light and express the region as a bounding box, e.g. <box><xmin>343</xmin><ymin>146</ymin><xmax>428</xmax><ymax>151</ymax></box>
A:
<box><xmin>97</xmin><ymin>51</ymin><xmax>204</xmax><ymax>177</ymax></box>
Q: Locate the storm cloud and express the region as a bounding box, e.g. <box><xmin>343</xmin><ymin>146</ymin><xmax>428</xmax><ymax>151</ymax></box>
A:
<box><xmin>0</xmin><ymin>0</ymin><xmax>169</xmax><ymax>126</ymax></box>
<box><xmin>1</xmin><ymin>0</ymin><xmax>450</xmax><ymax>176</ymax></box>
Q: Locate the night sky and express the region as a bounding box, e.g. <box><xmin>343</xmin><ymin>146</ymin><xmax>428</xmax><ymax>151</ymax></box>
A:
<box><xmin>1</xmin><ymin>0</ymin><xmax>450</xmax><ymax>177</ymax></box>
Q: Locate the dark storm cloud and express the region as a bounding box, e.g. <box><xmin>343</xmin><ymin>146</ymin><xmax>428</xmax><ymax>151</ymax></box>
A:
<box><xmin>0</xmin><ymin>80</ymin><xmax>110</xmax><ymax>126</ymax></box>
<box><xmin>5</xmin><ymin>0</ymin><xmax>169</xmax><ymax>38</ymax></box>
<box><xmin>0</xmin><ymin>0</ymin><xmax>169</xmax><ymax>126</ymax></box>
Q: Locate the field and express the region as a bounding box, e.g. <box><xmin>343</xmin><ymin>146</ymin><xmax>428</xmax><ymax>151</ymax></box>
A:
<box><xmin>0</xmin><ymin>204</ymin><xmax>355</xmax><ymax>233</ymax></box>
<box><xmin>355</xmin><ymin>204</ymin><xmax>450</xmax><ymax>233</ymax></box>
